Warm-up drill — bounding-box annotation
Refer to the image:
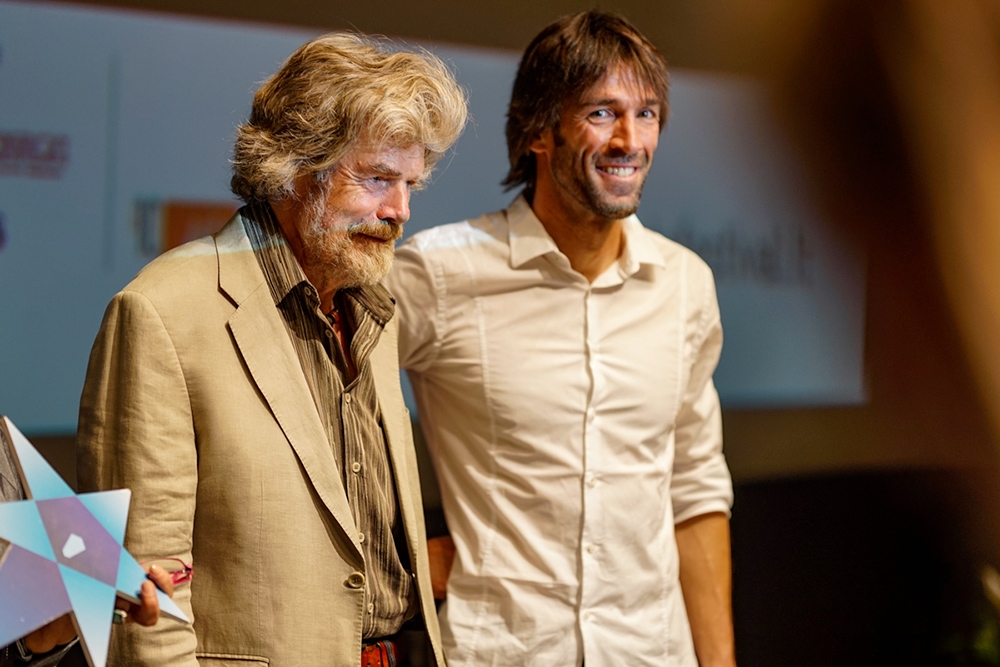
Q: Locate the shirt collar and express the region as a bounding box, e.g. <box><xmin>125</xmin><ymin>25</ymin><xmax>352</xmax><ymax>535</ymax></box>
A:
<box><xmin>507</xmin><ymin>193</ymin><xmax>667</xmax><ymax>279</ymax></box>
<box><xmin>242</xmin><ymin>201</ymin><xmax>310</xmax><ymax>307</ymax></box>
<box><xmin>507</xmin><ymin>195</ymin><xmax>560</xmax><ymax>269</ymax></box>
<box><xmin>340</xmin><ymin>285</ymin><xmax>395</xmax><ymax>329</ymax></box>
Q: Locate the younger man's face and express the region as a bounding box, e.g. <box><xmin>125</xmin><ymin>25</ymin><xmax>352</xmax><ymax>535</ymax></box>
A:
<box><xmin>533</xmin><ymin>65</ymin><xmax>662</xmax><ymax>222</ymax></box>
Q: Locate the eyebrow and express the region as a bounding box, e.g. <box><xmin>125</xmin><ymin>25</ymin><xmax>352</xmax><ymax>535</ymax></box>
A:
<box><xmin>363</xmin><ymin>163</ymin><xmax>404</xmax><ymax>178</ymax></box>
<box><xmin>582</xmin><ymin>97</ymin><xmax>661</xmax><ymax>108</ymax></box>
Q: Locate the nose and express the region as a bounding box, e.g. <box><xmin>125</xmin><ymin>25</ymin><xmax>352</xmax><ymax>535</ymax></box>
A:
<box><xmin>377</xmin><ymin>182</ymin><xmax>411</xmax><ymax>226</ymax></box>
<box><xmin>609</xmin><ymin>115</ymin><xmax>641</xmax><ymax>155</ymax></box>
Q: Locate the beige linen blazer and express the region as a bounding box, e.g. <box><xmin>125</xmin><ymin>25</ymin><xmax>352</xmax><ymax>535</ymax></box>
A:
<box><xmin>77</xmin><ymin>213</ymin><xmax>443</xmax><ymax>666</ymax></box>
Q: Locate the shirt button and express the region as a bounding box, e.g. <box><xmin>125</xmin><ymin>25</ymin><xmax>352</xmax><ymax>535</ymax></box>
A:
<box><xmin>344</xmin><ymin>394</ymin><xmax>352</xmax><ymax>404</ymax></box>
<box><xmin>585</xmin><ymin>473</ymin><xmax>597</xmax><ymax>487</ymax></box>
<box><xmin>352</xmin><ymin>461</ymin><xmax>361</xmax><ymax>473</ymax></box>
<box><xmin>358</xmin><ymin>532</ymin><xmax>366</xmax><ymax>544</ymax></box>
<box><xmin>583</xmin><ymin>610</ymin><xmax>593</xmax><ymax>621</ymax></box>
<box><xmin>585</xmin><ymin>544</ymin><xmax>596</xmax><ymax>555</ymax></box>
<box><xmin>367</xmin><ymin>603</ymin><xmax>374</xmax><ymax>614</ymax></box>
<box><xmin>324</xmin><ymin>329</ymin><xmax>333</xmax><ymax>338</ymax></box>
<box><xmin>587</xmin><ymin>408</ymin><xmax>596</xmax><ymax>423</ymax></box>
<box><xmin>346</xmin><ymin>572</ymin><xmax>365</xmax><ymax>589</ymax></box>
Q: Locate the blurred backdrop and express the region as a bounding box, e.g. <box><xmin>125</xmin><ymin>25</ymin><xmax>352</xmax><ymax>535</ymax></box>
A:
<box><xmin>2</xmin><ymin>0</ymin><xmax>1000</xmax><ymax>663</ymax></box>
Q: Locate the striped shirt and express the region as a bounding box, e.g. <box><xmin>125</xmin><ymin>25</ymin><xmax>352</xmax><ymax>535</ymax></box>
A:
<box><xmin>0</xmin><ymin>422</ymin><xmax>20</xmax><ymax>503</ymax></box>
<box><xmin>242</xmin><ymin>202</ymin><xmax>415</xmax><ymax>639</ymax></box>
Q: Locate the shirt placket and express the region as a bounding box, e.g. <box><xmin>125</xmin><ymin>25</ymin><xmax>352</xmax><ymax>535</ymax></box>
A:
<box><xmin>578</xmin><ymin>284</ymin><xmax>605</xmax><ymax>656</ymax></box>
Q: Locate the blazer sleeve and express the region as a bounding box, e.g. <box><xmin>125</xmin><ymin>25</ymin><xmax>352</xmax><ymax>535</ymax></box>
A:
<box><xmin>77</xmin><ymin>289</ymin><xmax>199</xmax><ymax>667</ymax></box>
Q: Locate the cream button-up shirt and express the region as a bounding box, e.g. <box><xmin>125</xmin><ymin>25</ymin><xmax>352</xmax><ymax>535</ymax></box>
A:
<box><xmin>386</xmin><ymin>196</ymin><xmax>733</xmax><ymax>667</ymax></box>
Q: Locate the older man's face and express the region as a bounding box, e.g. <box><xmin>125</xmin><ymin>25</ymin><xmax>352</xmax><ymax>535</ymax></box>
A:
<box><xmin>297</xmin><ymin>142</ymin><xmax>424</xmax><ymax>289</ymax></box>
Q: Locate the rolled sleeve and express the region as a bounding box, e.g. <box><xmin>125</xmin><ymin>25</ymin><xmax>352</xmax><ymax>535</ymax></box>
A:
<box><xmin>671</xmin><ymin>273</ymin><xmax>733</xmax><ymax>524</ymax></box>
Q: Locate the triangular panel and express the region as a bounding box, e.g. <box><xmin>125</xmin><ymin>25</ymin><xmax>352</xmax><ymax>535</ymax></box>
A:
<box><xmin>61</xmin><ymin>564</ymin><xmax>117</xmax><ymax>667</ymax></box>
<box><xmin>0</xmin><ymin>545</ymin><xmax>70</xmax><ymax>648</ymax></box>
<box><xmin>78</xmin><ymin>489</ymin><xmax>131</xmax><ymax>544</ymax></box>
<box><xmin>2</xmin><ymin>417</ymin><xmax>74</xmax><ymax>500</ymax></box>
<box><xmin>0</xmin><ymin>500</ymin><xmax>55</xmax><ymax>560</ymax></box>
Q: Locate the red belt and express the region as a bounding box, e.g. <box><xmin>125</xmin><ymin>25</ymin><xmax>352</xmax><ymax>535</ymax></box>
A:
<box><xmin>361</xmin><ymin>639</ymin><xmax>397</xmax><ymax>667</ymax></box>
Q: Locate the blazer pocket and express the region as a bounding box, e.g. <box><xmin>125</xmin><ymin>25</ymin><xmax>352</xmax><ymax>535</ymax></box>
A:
<box><xmin>197</xmin><ymin>652</ymin><xmax>269</xmax><ymax>666</ymax></box>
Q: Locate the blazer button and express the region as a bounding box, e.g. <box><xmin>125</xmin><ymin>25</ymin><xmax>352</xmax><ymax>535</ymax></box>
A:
<box><xmin>346</xmin><ymin>572</ymin><xmax>365</xmax><ymax>589</ymax></box>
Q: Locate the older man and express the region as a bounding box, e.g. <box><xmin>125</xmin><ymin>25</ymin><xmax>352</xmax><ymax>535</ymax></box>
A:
<box><xmin>385</xmin><ymin>11</ymin><xmax>735</xmax><ymax>667</ymax></box>
<box><xmin>77</xmin><ymin>33</ymin><xmax>466</xmax><ymax>666</ymax></box>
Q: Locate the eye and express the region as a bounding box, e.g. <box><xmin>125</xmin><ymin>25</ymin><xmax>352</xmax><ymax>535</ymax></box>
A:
<box><xmin>590</xmin><ymin>108</ymin><xmax>613</xmax><ymax>119</ymax></box>
<box><xmin>638</xmin><ymin>108</ymin><xmax>660</xmax><ymax>122</ymax></box>
<box><xmin>365</xmin><ymin>175</ymin><xmax>393</xmax><ymax>190</ymax></box>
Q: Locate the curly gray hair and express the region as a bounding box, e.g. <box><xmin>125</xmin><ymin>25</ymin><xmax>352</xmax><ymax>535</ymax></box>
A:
<box><xmin>231</xmin><ymin>32</ymin><xmax>467</xmax><ymax>203</ymax></box>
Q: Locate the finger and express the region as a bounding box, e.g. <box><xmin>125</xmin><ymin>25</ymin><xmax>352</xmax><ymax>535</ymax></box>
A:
<box><xmin>127</xmin><ymin>580</ymin><xmax>161</xmax><ymax>626</ymax></box>
<box><xmin>145</xmin><ymin>563</ymin><xmax>175</xmax><ymax>598</ymax></box>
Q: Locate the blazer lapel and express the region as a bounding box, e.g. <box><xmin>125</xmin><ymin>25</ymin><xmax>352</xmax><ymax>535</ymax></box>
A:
<box><xmin>370</xmin><ymin>317</ymin><xmax>423</xmax><ymax>554</ymax></box>
<box><xmin>215</xmin><ymin>215</ymin><xmax>362</xmax><ymax>559</ymax></box>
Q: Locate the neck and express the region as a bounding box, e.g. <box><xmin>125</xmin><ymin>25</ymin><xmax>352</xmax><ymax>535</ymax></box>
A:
<box><xmin>528</xmin><ymin>186</ymin><xmax>624</xmax><ymax>284</ymax></box>
<box><xmin>269</xmin><ymin>197</ymin><xmax>340</xmax><ymax>313</ymax></box>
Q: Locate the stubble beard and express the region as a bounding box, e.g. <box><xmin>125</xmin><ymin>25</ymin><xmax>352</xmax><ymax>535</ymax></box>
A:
<box><xmin>299</xmin><ymin>195</ymin><xmax>400</xmax><ymax>290</ymax></box>
<box><xmin>550</xmin><ymin>140</ymin><xmax>648</xmax><ymax>223</ymax></box>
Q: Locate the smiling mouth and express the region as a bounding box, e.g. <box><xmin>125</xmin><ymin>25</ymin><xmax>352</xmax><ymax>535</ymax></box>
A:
<box><xmin>598</xmin><ymin>166</ymin><xmax>637</xmax><ymax>177</ymax></box>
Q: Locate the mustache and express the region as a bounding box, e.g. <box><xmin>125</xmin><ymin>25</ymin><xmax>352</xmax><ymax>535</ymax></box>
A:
<box><xmin>347</xmin><ymin>220</ymin><xmax>403</xmax><ymax>242</ymax></box>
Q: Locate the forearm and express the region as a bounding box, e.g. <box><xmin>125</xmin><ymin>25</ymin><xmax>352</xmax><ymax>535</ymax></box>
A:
<box><xmin>675</xmin><ymin>512</ymin><xmax>736</xmax><ymax>667</ymax></box>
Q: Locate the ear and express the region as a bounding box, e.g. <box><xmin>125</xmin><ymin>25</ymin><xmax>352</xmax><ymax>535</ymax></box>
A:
<box><xmin>290</xmin><ymin>172</ymin><xmax>316</xmax><ymax>201</ymax></box>
<box><xmin>528</xmin><ymin>127</ymin><xmax>555</xmax><ymax>158</ymax></box>
<box><xmin>269</xmin><ymin>173</ymin><xmax>314</xmax><ymax>236</ymax></box>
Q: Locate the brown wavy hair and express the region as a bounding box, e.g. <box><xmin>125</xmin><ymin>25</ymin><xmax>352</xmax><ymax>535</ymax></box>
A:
<box><xmin>503</xmin><ymin>10</ymin><xmax>669</xmax><ymax>193</ymax></box>
<box><xmin>232</xmin><ymin>32</ymin><xmax>467</xmax><ymax>203</ymax></box>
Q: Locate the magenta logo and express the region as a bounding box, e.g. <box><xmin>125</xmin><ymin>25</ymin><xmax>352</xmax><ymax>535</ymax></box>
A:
<box><xmin>0</xmin><ymin>132</ymin><xmax>70</xmax><ymax>179</ymax></box>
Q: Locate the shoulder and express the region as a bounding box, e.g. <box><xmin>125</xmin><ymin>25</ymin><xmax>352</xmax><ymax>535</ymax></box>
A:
<box><xmin>391</xmin><ymin>209</ymin><xmax>511</xmax><ymax>295</ymax></box>
<box><xmin>124</xmin><ymin>235</ymin><xmax>218</xmax><ymax>299</ymax></box>
<box><xmin>102</xmin><ymin>231</ymin><xmax>234</xmax><ymax>336</ymax></box>
<box><xmin>124</xmin><ymin>211</ymin><xmax>251</xmax><ymax>300</ymax></box>
<box><xmin>635</xmin><ymin>223</ymin><xmax>716</xmax><ymax>285</ymax></box>
<box><xmin>400</xmin><ymin>209</ymin><xmax>509</xmax><ymax>256</ymax></box>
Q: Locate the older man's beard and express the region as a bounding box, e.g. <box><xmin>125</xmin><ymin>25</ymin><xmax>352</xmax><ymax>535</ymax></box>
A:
<box><xmin>298</xmin><ymin>196</ymin><xmax>402</xmax><ymax>289</ymax></box>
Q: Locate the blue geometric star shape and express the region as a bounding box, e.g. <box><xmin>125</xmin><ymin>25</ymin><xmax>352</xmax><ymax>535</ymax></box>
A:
<box><xmin>0</xmin><ymin>416</ymin><xmax>188</xmax><ymax>667</ymax></box>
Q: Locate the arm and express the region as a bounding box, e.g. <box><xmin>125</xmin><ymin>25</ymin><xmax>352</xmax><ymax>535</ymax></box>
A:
<box><xmin>675</xmin><ymin>512</ymin><xmax>735</xmax><ymax>667</ymax></box>
<box><xmin>671</xmin><ymin>266</ymin><xmax>736</xmax><ymax>666</ymax></box>
<box><xmin>77</xmin><ymin>290</ymin><xmax>199</xmax><ymax>666</ymax></box>
<box><xmin>387</xmin><ymin>241</ymin><xmax>457</xmax><ymax>600</ymax></box>
<box><xmin>427</xmin><ymin>536</ymin><xmax>455</xmax><ymax>599</ymax></box>
<box><xmin>384</xmin><ymin>238</ymin><xmax>443</xmax><ymax>373</ymax></box>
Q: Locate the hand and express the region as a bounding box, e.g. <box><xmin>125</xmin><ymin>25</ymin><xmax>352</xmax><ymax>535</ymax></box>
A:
<box><xmin>116</xmin><ymin>563</ymin><xmax>176</xmax><ymax>626</ymax></box>
<box><xmin>427</xmin><ymin>536</ymin><xmax>455</xmax><ymax>600</ymax></box>
<box><xmin>22</xmin><ymin>615</ymin><xmax>76</xmax><ymax>655</ymax></box>
<box><xmin>21</xmin><ymin>563</ymin><xmax>176</xmax><ymax>653</ymax></box>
